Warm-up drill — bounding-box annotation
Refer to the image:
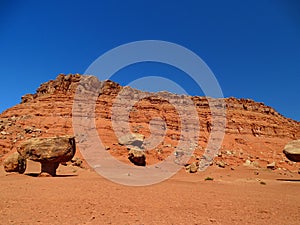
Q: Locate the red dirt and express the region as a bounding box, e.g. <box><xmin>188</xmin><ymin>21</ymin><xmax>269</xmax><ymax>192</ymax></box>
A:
<box><xmin>0</xmin><ymin>161</ymin><xmax>300</xmax><ymax>224</ymax></box>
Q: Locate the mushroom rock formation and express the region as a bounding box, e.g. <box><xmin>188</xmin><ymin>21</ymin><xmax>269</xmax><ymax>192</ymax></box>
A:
<box><xmin>283</xmin><ymin>140</ymin><xmax>300</xmax><ymax>162</ymax></box>
<box><xmin>3</xmin><ymin>152</ymin><xmax>26</xmax><ymax>174</ymax></box>
<box><xmin>17</xmin><ymin>136</ymin><xmax>76</xmax><ymax>176</ymax></box>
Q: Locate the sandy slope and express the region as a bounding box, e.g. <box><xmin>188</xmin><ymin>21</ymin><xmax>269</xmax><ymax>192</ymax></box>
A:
<box><xmin>1</xmin><ymin>161</ymin><xmax>299</xmax><ymax>225</ymax></box>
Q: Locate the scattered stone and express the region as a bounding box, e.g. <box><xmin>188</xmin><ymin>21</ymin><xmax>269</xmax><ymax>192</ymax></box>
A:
<box><xmin>185</xmin><ymin>162</ymin><xmax>199</xmax><ymax>173</ymax></box>
<box><xmin>164</xmin><ymin>143</ymin><xmax>172</xmax><ymax>148</ymax></box>
<box><xmin>118</xmin><ymin>133</ymin><xmax>144</xmax><ymax>148</ymax></box>
<box><xmin>104</xmin><ymin>146</ymin><xmax>110</xmax><ymax>150</ymax></box>
<box><xmin>254</xmin><ymin>171</ymin><xmax>259</xmax><ymax>175</ymax></box>
<box><xmin>18</xmin><ymin>136</ymin><xmax>76</xmax><ymax>176</ymax></box>
<box><xmin>24</xmin><ymin>127</ymin><xmax>42</xmax><ymax>135</ymax></box>
<box><xmin>71</xmin><ymin>157</ymin><xmax>83</xmax><ymax>167</ymax></box>
<box><xmin>10</xmin><ymin>116</ymin><xmax>17</xmax><ymax>121</ymax></box>
<box><xmin>216</xmin><ymin>161</ymin><xmax>225</xmax><ymax>168</ymax></box>
<box><xmin>267</xmin><ymin>162</ymin><xmax>276</xmax><ymax>170</ymax></box>
<box><xmin>24</xmin><ymin>127</ymin><xmax>34</xmax><ymax>134</ymax></box>
<box><xmin>226</xmin><ymin>150</ymin><xmax>232</xmax><ymax>156</ymax></box>
<box><xmin>128</xmin><ymin>147</ymin><xmax>146</xmax><ymax>166</ymax></box>
<box><xmin>3</xmin><ymin>152</ymin><xmax>26</xmax><ymax>174</ymax></box>
<box><xmin>243</xmin><ymin>159</ymin><xmax>251</xmax><ymax>166</ymax></box>
<box><xmin>283</xmin><ymin>140</ymin><xmax>300</xmax><ymax>162</ymax></box>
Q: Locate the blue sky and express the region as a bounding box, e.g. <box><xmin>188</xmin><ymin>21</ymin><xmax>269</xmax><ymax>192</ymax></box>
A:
<box><xmin>0</xmin><ymin>0</ymin><xmax>300</xmax><ymax>121</ymax></box>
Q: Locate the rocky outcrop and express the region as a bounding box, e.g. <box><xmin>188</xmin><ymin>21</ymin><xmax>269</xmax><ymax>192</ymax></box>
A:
<box><xmin>21</xmin><ymin>74</ymin><xmax>81</xmax><ymax>103</ymax></box>
<box><xmin>17</xmin><ymin>136</ymin><xmax>76</xmax><ymax>176</ymax></box>
<box><xmin>3</xmin><ymin>152</ymin><xmax>26</xmax><ymax>173</ymax></box>
<box><xmin>283</xmin><ymin>140</ymin><xmax>300</xmax><ymax>162</ymax></box>
<box><xmin>0</xmin><ymin>74</ymin><xmax>300</xmax><ymax>171</ymax></box>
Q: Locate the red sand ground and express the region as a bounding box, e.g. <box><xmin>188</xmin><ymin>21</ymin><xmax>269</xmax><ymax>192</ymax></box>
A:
<box><xmin>0</xmin><ymin>161</ymin><xmax>299</xmax><ymax>225</ymax></box>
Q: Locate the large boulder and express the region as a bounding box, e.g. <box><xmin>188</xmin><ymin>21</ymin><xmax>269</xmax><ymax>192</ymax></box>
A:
<box><xmin>3</xmin><ymin>152</ymin><xmax>26</xmax><ymax>174</ymax></box>
<box><xmin>283</xmin><ymin>140</ymin><xmax>300</xmax><ymax>162</ymax></box>
<box><xmin>118</xmin><ymin>133</ymin><xmax>144</xmax><ymax>148</ymax></box>
<box><xmin>128</xmin><ymin>147</ymin><xmax>146</xmax><ymax>166</ymax></box>
<box><xmin>18</xmin><ymin>136</ymin><xmax>76</xmax><ymax>176</ymax></box>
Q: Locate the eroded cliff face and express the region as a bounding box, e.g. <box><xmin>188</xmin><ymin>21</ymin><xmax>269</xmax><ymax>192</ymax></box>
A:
<box><xmin>1</xmin><ymin>74</ymin><xmax>299</xmax><ymax>170</ymax></box>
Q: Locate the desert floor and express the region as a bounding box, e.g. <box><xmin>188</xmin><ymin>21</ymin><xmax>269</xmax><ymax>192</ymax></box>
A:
<box><xmin>1</xmin><ymin>161</ymin><xmax>300</xmax><ymax>225</ymax></box>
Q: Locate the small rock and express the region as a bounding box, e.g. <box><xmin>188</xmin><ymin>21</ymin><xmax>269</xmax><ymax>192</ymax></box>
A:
<box><xmin>128</xmin><ymin>147</ymin><xmax>146</xmax><ymax>166</ymax></box>
<box><xmin>71</xmin><ymin>157</ymin><xmax>83</xmax><ymax>167</ymax></box>
<box><xmin>216</xmin><ymin>161</ymin><xmax>225</xmax><ymax>168</ymax></box>
<box><xmin>10</xmin><ymin>116</ymin><xmax>17</xmax><ymax>121</ymax></box>
<box><xmin>3</xmin><ymin>152</ymin><xmax>26</xmax><ymax>174</ymax></box>
<box><xmin>105</xmin><ymin>146</ymin><xmax>110</xmax><ymax>150</ymax></box>
<box><xmin>226</xmin><ymin>150</ymin><xmax>232</xmax><ymax>156</ymax></box>
<box><xmin>267</xmin><ymin>162</ymin><xmax>276</xmax><ymax>170</ymax></box>
<box><xmin>174</xmin><ymin>150</ymin><xmax>184</xmax><ymax>158</ymax></box>
<box><xmin>243</xmin><ymin>159</ymin><xmax>251</xmax><ymax>166</ymax></box>
<box><xmin>254</xmin><ymin>171</ymin><xmax>259</xmax><ymax>175</ymax></box>
<box><xmin>24</xmin><ymin>127</ymin><xmax>34</xmax><ymax>134</ymax></box>
<box><xmin>185</xmin><ymin>162</ymin><xmax>199</xmax><ymax>173</ymax></box>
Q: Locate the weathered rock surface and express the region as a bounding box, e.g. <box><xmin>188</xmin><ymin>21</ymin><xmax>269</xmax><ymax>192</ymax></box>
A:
<box><xmin>128</xmin><ymin>148</ymin><xmax>146</xmax><ymax>166</ymax></box>
<box><xmin>0</xmin><ymin>74</ymin><xmax>300</xmax><ymax>171</ymax></box>
<box><xmin>118</xmin><ymin>133</ymin><xmax>145</xmax><ymax>148</ymax></box>
<box><xmin>17</xmin><ymin>136</ymin><xmax>76</xmax><ymax>176</ymax></box>
<box><xmin>283</xmin><ymin>140</ymin><xmax>300</xmax><ymax>162</ymax></box>
<box><xmin>3</xmin><ymin>152</ymin><xmax>26</xmax><ymax>174</ymax></box>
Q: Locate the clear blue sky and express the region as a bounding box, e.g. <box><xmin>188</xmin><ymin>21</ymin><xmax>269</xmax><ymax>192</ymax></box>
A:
<box><xmin>1</xmin><ymin>0</ymin><xmax>300</xmax><ymax>121</ymax></box>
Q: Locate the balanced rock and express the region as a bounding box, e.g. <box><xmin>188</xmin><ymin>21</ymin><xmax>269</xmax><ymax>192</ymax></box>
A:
<box><xmin>119</xmin><ymin>133</ymin><xmax>144</xmax><ymax>148</ymax></box>
<box><xmin>3</xmin><ymin>152</ymin><xmax>26</xmax><ymax>174</ymax></box>
<box><xmin>128</xmin><ymin>147</ymin><xmax>146</xmax><ymax>166</ymax></box>
<box><xmin>283</xmin><ymin>140</ymin><xmax>300</xmax><ymax>162</ymax></box>
<box><xmin>18</xmin><ymin>136</ymin><xmax>76</xmax><ymax>176</ymax></box>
